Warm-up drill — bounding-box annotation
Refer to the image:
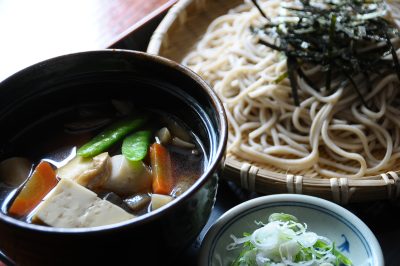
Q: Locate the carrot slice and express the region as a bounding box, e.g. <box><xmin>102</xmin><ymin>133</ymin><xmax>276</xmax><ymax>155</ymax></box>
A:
<box><xmin>9</xmin><ymin>161</ymin><xmax>58</xmax><ymax>217</ymax></box>
<box><xmin>150</xmin><ymin>143</ymin><xmax>174</xmax><ymax>195</ymax></box>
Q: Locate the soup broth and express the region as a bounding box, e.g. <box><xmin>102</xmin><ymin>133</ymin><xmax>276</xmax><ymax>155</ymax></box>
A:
<box><xmin>0</xmin><ymin>100</ymin><xmax>206</xmax><ymax>227</ymax></box>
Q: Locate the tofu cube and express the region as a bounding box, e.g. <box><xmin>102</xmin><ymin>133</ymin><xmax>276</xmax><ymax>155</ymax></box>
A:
<box><xmin>33</xmin><ymin>178</ymin><xmax>133</xmax><ymax>228</ymax></box>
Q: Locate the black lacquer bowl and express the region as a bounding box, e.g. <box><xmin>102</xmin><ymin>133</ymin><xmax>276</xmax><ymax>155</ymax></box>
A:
<box><xmin>0</xmin><ymin>50</ymin><xmax>227</xmax><ymax>265</ymax></box>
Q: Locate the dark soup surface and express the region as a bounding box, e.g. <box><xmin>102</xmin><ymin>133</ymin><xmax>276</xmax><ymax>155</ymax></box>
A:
<box><xmin>0</xmin><ymin>100</ymin><xmax>206</xmax><ymax>228</ymax></box>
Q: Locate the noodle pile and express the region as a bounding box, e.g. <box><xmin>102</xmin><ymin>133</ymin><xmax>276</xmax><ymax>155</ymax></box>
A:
<box><xmin>182</xmin><ymin>0</ymin><xmax>400</xmax><ymax>178</ymax></box>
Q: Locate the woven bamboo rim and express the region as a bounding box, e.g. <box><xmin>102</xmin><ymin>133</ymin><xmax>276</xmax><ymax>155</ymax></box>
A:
<box><xmin>147</xmin><ymin>0</ymin><xmax>400</xmax><ymax>204</ymax></box>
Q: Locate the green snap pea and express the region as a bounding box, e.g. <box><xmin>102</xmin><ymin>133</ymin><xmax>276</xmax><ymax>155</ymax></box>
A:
<box><xmin>122</xmin><ymin>130</ymin><xmax>151</xmax><ymax>161</ymax></box>
<box><xmin>77</xmin><ymin>116</ymin><xmax>146</xmax><ymax>157</ymax></box>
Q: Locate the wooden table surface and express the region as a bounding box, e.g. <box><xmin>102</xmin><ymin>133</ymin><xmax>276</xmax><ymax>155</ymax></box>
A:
<box><xmin>0</xmin><ymin>0</ymin><xmax>176</xmax><ymax>82</ymax></box>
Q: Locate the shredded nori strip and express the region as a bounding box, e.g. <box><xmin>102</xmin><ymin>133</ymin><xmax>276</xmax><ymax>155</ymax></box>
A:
<box><xmin>250</xmin><ymin>0</ymin><xmax>271</xmax><ymax>21</ymax></box>
<box><xmin>342</xmin><ymin>70</ymin><xmax>369</xmax><ymax>107</ymax></box>
<box><xmin>385</xmin><ymin>32</ymin><xmax>400</xmax><ymax>82</ymax></box>
<box><xmin>251</xmin><ymin>0</ymin><xmax>400</xmax><ymax>106</ymax></box>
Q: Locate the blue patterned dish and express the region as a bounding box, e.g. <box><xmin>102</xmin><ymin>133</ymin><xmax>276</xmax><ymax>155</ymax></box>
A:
<box><xmin>199</xmin><ymin>194</ymin><xmax>384</xmax><ymax>266</ymax></box>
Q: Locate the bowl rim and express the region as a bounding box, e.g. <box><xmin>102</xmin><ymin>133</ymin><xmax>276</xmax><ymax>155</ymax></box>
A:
<box><xmin>0</xmin><ymin>49</ymin><xmax>228</xmax><ymax>233</ymax></box>
<box><xmin>199</xmin><ymin>193</ymin><xmax>384</xmax><ymax>266</ymax></box>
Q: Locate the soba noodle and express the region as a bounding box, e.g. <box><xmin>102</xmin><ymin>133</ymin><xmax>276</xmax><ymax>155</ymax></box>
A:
<box><xmin>182</xmin><ymin>0</ymin><xmax>400</xmax><ymax>178</ymax></box>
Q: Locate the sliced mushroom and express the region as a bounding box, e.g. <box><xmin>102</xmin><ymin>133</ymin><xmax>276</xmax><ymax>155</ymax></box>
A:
<box><xmin>102</xmin><ymin>155</ymin><xmax>152</xmax><ymax>196</ymax></box>
<box><xmin>0</xmin><ymin>157</ymin><xmax>32</xmax><ymax>187</ymax></box>
<box><xmin>156</xmin><ymin>127</ymin><xmax>171</xmax><ymax>144</ymax></box>
<box><xmin>124</xmin><ymin>193</ymin><xmax>151</xmax><ymax>212</ymax></box>
<box><xmin>102</xmin><ymin>192</ymin><xmax>132</xmax><ymax>213</ymax></box>
<box><xmin>171</xmin><ymin>137</ymin><xmax>195</xmax><ymax>149</ymax></box>
<box><xmin>163</xmin><ymin>116</ymin><xmax>192</xmax><ymax>142</ymax></box>
<box><xmin>151</xmin><ymin>194</ymin><xmax>173</xmax><ymax>210</ymax></box>
<box><xmin>56</xmin><ymin>152</ymin><xmax>111</xmax><ymax>191</ymax></box>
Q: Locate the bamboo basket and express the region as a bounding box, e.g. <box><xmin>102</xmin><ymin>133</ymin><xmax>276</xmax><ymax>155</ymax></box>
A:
<box><xmin>147</xmin><ymin>0</ymin><xmax>400</xmax><ymax>204</ymax></box>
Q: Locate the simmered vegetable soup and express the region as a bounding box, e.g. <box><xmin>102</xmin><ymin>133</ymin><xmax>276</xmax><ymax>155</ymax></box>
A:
<box><xmin>0</xmin><ymin>100</ymin><xmax>206</xmax><ymax>228</ymax></box>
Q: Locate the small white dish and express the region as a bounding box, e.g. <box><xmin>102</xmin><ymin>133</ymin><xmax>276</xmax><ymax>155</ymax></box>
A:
<box><xmin>199</xmin><ymin>194</ymin><xmax>384</xmax><ymax>266</ymax></box>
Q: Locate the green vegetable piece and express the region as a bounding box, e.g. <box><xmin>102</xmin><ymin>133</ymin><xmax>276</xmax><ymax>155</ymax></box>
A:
<box><xmin>268</xmin><ymin>212</ymin><xmax>298</xmax><ymax>223</ymax></box>
<box><xmin>332</xmin><ymin>243</ymin><xmax>353</xmax><ymax>266</ymax></box>
<box><xmin>232</xmin><ymin>247</ymin><xmax>257</xmax><ymax>266</ymax></box>
<box><xmin>314</xmin><ymin>240</ymin><xmax>353</xmax><ymax>266</ymax></box>
<box><xmin>122</xmin><ymin>130</ymin><xmax>151</xmax><ymax>161</ymax></box>
<box><xmin>77</xmin><ymin>116</ymin><xmax>146</xmax><ymax>157</ymax></box>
